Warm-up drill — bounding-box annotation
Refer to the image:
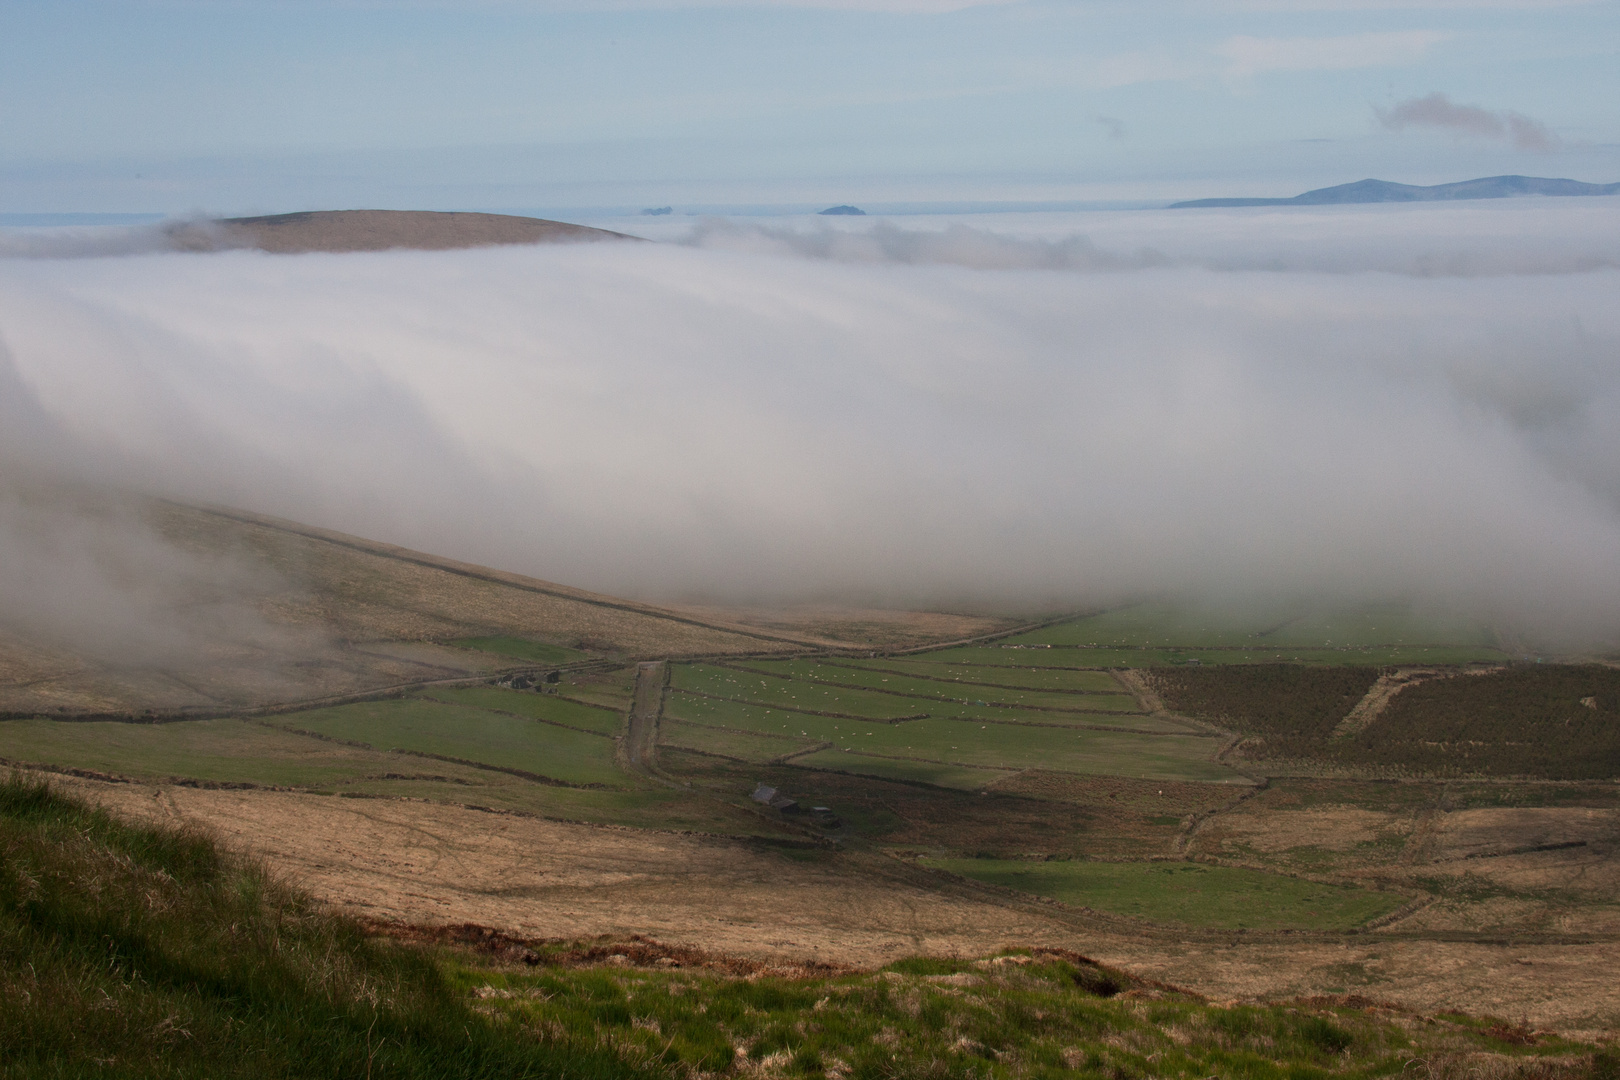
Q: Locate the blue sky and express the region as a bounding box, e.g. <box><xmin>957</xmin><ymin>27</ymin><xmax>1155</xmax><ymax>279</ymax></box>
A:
<box><xmin>2</xmin><ymin>0</ymin><xmax>1617</xmax><ymax>213</ymax></box>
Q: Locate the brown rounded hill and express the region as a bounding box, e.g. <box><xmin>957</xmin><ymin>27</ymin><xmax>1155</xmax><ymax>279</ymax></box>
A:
<box><xmin>165</xmin><ymin>209</ymin><xmax>635</xmax><ymax>254</ymax></box>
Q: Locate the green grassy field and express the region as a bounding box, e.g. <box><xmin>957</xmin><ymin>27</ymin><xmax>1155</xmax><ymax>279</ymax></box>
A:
<box><xmin>266</xmin><ymin>698</ymin><xmax>626</xmax><ymax>787</ymax></box>
<box><xmin>668</xmin><ymin>680</ymin><xmax>1184</xmax><ymax>734</ymax></box>
<box><xmin>663</xmin><ymin>691</ymin><xmax>867</xmax><ymax>738</ymax></box>
<box><xmin>786</xmin><ymin>748</ymin><xmax>1014</xmax><ymax>790</ymax></box>
<box><xmin>0</xmin><ymin>717</ymin><xmax>416</xmax><ymax>788</ymax></box>
<box><xmin>421</xmin><ymin>685</ymin><xmax>626</xmax><ymax>735</ymax></box>
<box><xmin>729</xmin><ymin>659</ymin><xmax>1141</xmax><ymax>713</ymax></box>
<box><xmin>447</xmin><ymin>635</ymin><xmax>591</xmax><ymax>665</ymax></box>
<box><xmin>671</xmin><ymin>663</ymin><xmax>927</xmax><ymax>719</ymax></box>
<box><xmin>662</xmin><ymin>691</ymin><xmax>1237</xmax><ymax>781</ymax></box>
<box><xmin>923</xmin><ymin>857</ymin><xmax>1407</xmax><ymax>930</ymax></box>
<box><xmin>557</xmin><ymin>666</ymin><xmax>639</xmax><ymax>710</ymax></box>
<box><xmin>666</xmin><ymin>650</ymin><xmax>1250</xmax><ymax>788</ymax></box>
<box><xmin>797</xmin><ymin>728</ymin><xmax>1245</xmax><ymax>783</ymax></box>
<box><xmin>848</xmin><ymin>659</ymin><xmax>1129</xmax><ymax>693</ymax></box>
<box><xmin>657</xmin><ymin>720</ymin><xmax>818</xmax><ymax>763</ymax></box>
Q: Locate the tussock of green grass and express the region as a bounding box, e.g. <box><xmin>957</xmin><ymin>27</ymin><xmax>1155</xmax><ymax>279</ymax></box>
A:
<box><xmin>460</xmin><ymin>949</ymin><xmax>1599</xmax><ymax>1080</ymax></box>
<box><xmin>0</xmin><ymin>773</ymin><xmax>641</xmax><ymax>1079</ymax></box>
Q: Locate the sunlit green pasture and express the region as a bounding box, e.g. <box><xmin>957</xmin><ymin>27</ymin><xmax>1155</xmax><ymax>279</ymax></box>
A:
<box><xmin>729</xmin><ymin>659</ymin><xmax>1140</xmax><ymax>713</ymax></box>
<box><xmin>663</xmin><ymin>692</ymin><xmax>878</xmax><ymax>740</ymax></box>
<box><xmin>267</xmin><ymin>698</ymin><xmax>625</xmax><ymax>787</ymax></box>
<box><xmin>669</xmin><ymin>663</ymin><xmax>927</xmax><ymax>719</ymax></box>
<box><xmin>556</xmin><ymin>666</ymin><xmax>639</xmax><ymax>710</ymax></box>
<box><xmin>849</xmin><ymin>659</ymin><xmax>1128</xmax><ymax>693</ymax></box>
<box><xmin>656</xmin><ymin>720</ymin><xmax>816</xmax><ymax>764</ymax></box>
<box><xmin>924</xmin><ymin>857</ymin><xmax>1406</xmax><ymax>930</ymax></box>
<box><xmin>662</xmin><ymin>691</ymin><xmax>1223</xmax><ymax>777</ymax></box>
<box><xmin>420</xmin><ymin>686</ymin><xmax>625</xmax><ymax>735</ymax></box>
<box><xmin>797</xmin><ymin>720</ymin><xmax>1242</xmax><ymax>783</ymax></box>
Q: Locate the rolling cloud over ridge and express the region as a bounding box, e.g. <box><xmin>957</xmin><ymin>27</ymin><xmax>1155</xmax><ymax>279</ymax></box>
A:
<box><xmin>2</xmin><ymin>204</ymin><xmax>1619</xmax><ymax>650</ymax></box>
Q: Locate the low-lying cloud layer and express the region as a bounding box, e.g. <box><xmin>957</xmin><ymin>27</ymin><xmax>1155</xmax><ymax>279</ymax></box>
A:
<box><xmin>2</xmin><ymin>202</ymin><xmax>1619</xmax><ymax>652</ymax></box>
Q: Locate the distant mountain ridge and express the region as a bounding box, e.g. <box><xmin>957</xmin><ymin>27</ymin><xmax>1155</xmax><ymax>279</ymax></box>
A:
<box><xmin>1171</xmin><ymin>175</ymin><xmax>1620</xmax><ymax>209</ymax></box>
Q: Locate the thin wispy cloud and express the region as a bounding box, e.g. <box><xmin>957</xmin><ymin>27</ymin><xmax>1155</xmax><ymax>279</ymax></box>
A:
<box><xmin>1078</xmin><ymin>30</ymin><xmax>1446</xmax><ymax>93</ymax></box>
<box><xmin>1217</xmin><ymin>30</ymin><xmax>1448</xmax><ymax>79</ymax></box>
<box><xmin>1377</xmin><ymin>91</ymin><xmax>1560</xmax><ymax>151</ymax></box>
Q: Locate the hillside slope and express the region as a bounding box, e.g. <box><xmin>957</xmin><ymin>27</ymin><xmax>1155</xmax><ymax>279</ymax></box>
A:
<box><xmin>164</xmin><ymin>209</ymin><xmax>634</xmax><ymax>254</ymax></box>
<box><xmin>0</xmin><ymin>495</ymin><xmax>1017</xmax><ymax>717</ymax></box>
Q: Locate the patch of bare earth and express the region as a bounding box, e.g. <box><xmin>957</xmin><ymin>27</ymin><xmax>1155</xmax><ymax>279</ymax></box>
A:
<box><xmin>1195</xmin><ymin>805</ymin><xmax>1413</xmax><ymax>854</ymax></box>
<box><xmin>54</xmin><ymin>775</ymin><xmax>1620</xmax><ymax>1034</ymax></box>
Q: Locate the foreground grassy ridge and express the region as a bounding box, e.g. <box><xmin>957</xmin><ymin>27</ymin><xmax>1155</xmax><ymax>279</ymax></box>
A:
<box><xmin>460</xmin><ymin>948</ymin><xmax>1606</xmax><ymax>1080</ymax></box>
<box><xmin>921</xmin><ymin>858</ymin><xmax>1406</xmax><ymax>930</ymax></box>
<box><xmin>0</xmin><ymin>774</ymin><xmax>641</xmax><ymax>1080</ymax></box>
<box><xmin>7</xmin><ymin>775</ymin><xmax>1606</xmax><ymax>1080</ymax></box>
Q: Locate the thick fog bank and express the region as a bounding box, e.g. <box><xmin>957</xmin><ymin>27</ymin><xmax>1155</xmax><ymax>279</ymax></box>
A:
<box><xmin>2</xmin><ymin>203</ymin><xmax>1619</xmax><ymax>649</ymax></box>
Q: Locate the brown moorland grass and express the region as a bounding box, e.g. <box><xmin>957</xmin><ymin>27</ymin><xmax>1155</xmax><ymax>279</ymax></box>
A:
<box><xmin>45</xmin><ymin>772</ymin><xmax>1620</xmax><ymax>1036</ymax></box>
<box><xmin>165</xmin><ymin>209</ymin><xmax>636</xmax><ymax>253</ymax></box>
